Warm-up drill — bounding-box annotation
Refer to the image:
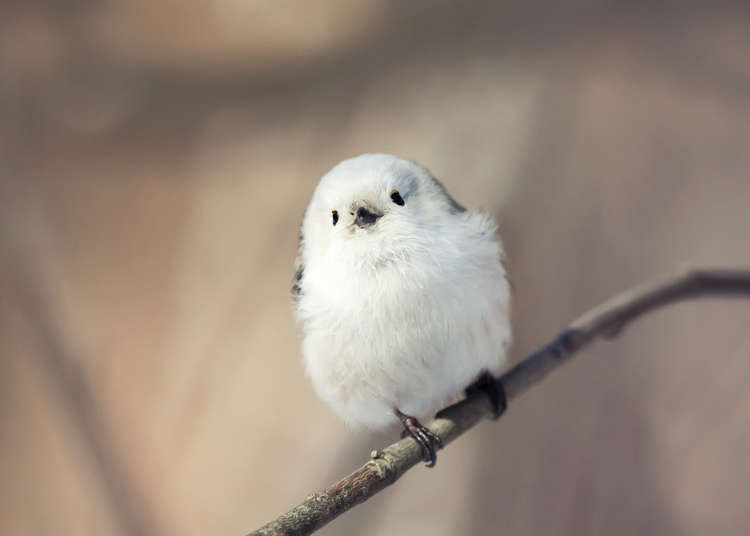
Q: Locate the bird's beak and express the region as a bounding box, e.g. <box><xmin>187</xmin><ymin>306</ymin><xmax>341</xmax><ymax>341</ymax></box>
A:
<box><xmin>353</xmin><ymin>205</ymin><xmax>383</xmax><ymax>228</ymax></box>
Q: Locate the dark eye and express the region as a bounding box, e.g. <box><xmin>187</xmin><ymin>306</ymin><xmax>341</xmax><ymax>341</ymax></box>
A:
<box><xmin>331</xmin><ymin>210</ymin><xmax>339</xmax><ymax>226</ymax></box>
<box><xmin>390</xmin><ymin>189</ymin><xmax>405</xmax><ymax>206</ymax></box>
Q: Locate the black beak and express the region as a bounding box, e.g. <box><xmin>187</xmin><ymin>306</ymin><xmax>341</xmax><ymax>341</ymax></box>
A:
<box><xmin>354</xmin><ymin>206</ymin><xmax>382</xmax><ymax>228</ymax></box>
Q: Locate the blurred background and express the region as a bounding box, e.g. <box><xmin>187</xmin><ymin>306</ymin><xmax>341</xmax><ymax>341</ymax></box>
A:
<box><xmin>1</xmin><ymin>1</ymin><xmax>750</xmax><ymax>535</ymax></box>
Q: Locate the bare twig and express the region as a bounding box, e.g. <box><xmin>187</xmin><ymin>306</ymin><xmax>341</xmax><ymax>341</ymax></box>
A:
<box><xmin>250</xmin><ymin>269</ymin><xmax>750</xmax><ymax>536</ymax></box>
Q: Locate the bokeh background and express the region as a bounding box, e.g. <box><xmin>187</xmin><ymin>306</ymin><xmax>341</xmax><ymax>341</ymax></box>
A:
<box><xmin>2</xmin><ymin>2</ymin><xmax>750</xmax><ymax>535</ymax></box>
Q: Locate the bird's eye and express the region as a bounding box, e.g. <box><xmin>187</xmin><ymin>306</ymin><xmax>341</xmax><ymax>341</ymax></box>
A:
<box><xmin>331</xmin><ymin>210</ymin><xmax>339</xmax><ymax>226</ymax></box>
<box><xmin>390</xmin><ymin>189</ymin><xmax>405</xmax><ymax>206</ymax></box>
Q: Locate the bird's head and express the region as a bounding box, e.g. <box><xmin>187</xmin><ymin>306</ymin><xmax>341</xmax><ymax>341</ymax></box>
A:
<box><xmin>300</xmin><ymin>154</ymin><xmax>464</xmax><ymax>272</ymax></box>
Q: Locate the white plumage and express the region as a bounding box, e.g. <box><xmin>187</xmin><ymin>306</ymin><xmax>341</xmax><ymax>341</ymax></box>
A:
<box><xmin>293</xmin><ymin>154</ymin><xmax>511</xmax><ymax>438</ymax></box>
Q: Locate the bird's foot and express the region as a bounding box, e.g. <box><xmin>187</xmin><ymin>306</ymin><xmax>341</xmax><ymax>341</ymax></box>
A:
<box><xmin>465</xmin><ymin>370</ymin><xmax>507</xmax><ymax>420</ymax></box>
<box><xmin>395</xmin><ymin>409</ymin><xmax>443</xmax><ymax>467</ymax></box>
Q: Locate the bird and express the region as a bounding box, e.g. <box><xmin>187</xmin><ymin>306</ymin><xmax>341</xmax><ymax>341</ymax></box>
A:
<box><xmin>292</xmin><ymin>154</ymin><xmax>512</xmax><ymax>466</ymax></box>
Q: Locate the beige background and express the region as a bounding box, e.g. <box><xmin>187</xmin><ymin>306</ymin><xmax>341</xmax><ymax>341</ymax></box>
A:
<box><xmin>2</xmin><ymin>2</ymin><xmax>750</xmax><ymax>535</ymax></box>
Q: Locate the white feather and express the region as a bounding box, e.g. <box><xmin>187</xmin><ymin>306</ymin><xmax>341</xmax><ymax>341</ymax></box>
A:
<box><xmin>294</xmin><ymin>154</ymin><xmax>511</xmax><ymax>428</ymax></box>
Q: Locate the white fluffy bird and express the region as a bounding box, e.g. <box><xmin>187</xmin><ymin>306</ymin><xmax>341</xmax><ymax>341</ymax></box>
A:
<box><xmin>293</xmin><ymin>154</ymin><xmax>512</xmax><ymax>465</ymax></box>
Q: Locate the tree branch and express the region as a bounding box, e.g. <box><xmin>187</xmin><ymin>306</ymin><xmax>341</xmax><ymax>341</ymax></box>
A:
<box><xmin>250</xmin><ymin>269</ymin><xmax>750</xmax><ymax>536</ymax></box>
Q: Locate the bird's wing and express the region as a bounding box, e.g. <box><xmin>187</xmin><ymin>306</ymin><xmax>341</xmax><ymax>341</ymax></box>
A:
<box><xmin>291</xmin><ymin>229</ymin><xmax>304</xmax><ymax>302</ymax></box>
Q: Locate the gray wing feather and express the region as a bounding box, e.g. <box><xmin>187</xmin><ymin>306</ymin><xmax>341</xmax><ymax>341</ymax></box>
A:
<box><xmin>291</xmin><ymin>229</ymin><xmax>304</xmax><ymax>302</ymax></box>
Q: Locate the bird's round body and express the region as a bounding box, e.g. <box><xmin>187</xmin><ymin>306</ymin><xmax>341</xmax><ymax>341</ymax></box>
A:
<box><xmin>293</xmin><ymin>154</ymin><xmax>511</xmax><ymax>430</ymax></box>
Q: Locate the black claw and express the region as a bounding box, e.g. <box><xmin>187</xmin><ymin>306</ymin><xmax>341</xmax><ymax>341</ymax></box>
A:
<box><xmin>465</xmin><ymin>370</ymin><xmax>507</xmax><ymax>420</ymax></box>
<box><xmin>395</xmin><ymin>410</ymin><xmax>443</xmax><ymax>467</ymax></box>
<box><xmin>413</xmin><ymin>428</ymin><xmax>435</xmax><ymax>467</ymax></box>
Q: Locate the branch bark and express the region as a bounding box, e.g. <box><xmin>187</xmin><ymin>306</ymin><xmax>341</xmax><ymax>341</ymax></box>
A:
<box><xmin>250</xmin><ymin>268</ymin><xmax>750</xmax><ymax>536</ymax></box>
